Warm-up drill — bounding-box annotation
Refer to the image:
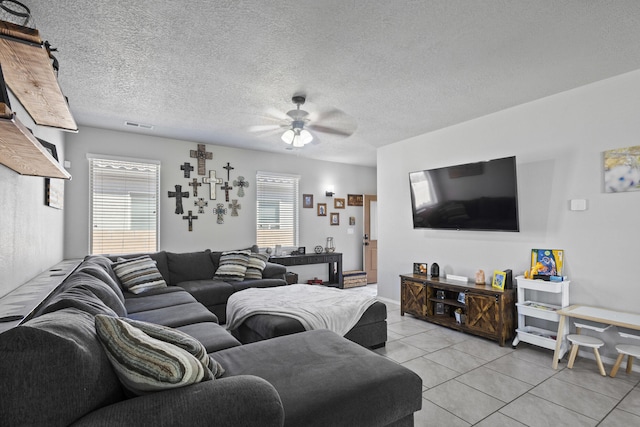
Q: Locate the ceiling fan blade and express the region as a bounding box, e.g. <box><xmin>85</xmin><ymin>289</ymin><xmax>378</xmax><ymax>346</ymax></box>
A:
<box><xmin>248</xmin><ymin>124</ymin><xmax>283</xmax><ymax>133</ymax></box>
<box><xmin>307</xmin><ymin>123</ymin><xmax>356</xmax><ymax>137</ymax></box>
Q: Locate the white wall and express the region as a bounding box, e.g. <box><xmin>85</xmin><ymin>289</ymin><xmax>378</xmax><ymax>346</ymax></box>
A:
<box><xmin>0</xmin><ymin>93</ymin><xmax>66</xmax><ymax>298</ymax></box>
<box><xmin>377</xmin><ymin>69</ymin><xmax>640</xmax><ymax>356</ymax></box>
<box><xmin>63</xmin><ymin>126</ymin><xmax>376</xmax><ymax>282</ymax></box>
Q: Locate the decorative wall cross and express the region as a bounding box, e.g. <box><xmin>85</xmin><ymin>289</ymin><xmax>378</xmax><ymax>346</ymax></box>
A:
<box><xmin>221</xmin><ymin>181</ymin><xmax>233</xmax><ymax>202</ymax></box>
<box><xmin>223</xmin><ymin>162</ymin><xmax>234</xmax><ymax>180</ymax></box>
<box><xmin>189</xmin><ymin>144</ymin><xmax>213</xmax><ymax>175</ymax></box>
<box><xmin>213</xmin><ymin>203</ymin><xmax>227</xmax><ymax>224</ymax></box>
<box><xmin>180</xmin><ymin>162</ymin><xmax>194</xmax><ymax>178</ymax></box>
<box><xmin>229</xmin><ymin>199</ymin><xmax>241</xmax><ymax>216</ymax></box>
<box><xmin>182</xmin><ymin>210</ymin><xmax>198</xmax><ymax>232</ymax></box>
<box><xmin>194</xmin><ymin>197</ymin><xmax>208</xmax><ymax>214</ymax></box>
<box><xmin>189</xmin><ymin>178</ymin><xmax>201</xmax><ymax>197</ymax></box>
<box><xmin>168</xmin><ymin>185</ymin><xmax>189</xmax><ymax>214</ymax></box>
<box><xmin>233</xmin><ymin>176</ymin><xmax>249</xmax><ymax>197</ymax></box>
<box><xmin>202</xmin><ymin>170</ymin><xmax>223</xmax><ymax>200</ymax></box>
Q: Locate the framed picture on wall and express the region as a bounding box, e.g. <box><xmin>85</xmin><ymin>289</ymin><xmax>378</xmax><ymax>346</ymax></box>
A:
<box><xmin>334</xmin><ymin>198</ymin><xmax>345</xmax><ymax>209</ymax></box>
<box><xmin>317</xmin><ymin>203</ymin><xmax>327</xmax><ymax>216</ymax></box>
<box><xmin>303</xmin><ymin>194</ymin><xmax>314</xmax><ymax>208</ymax></box>
<box><xmin>347</xmin><ymin>194</ymin><xmax>363</xmax><ymax>206</ymax></box>
<box><xmin>330</xmin><ymin>212</ymin><xmax>339</xmax><ymax>225</ymax></box>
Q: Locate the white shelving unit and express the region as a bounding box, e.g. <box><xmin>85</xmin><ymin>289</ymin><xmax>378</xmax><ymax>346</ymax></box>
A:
<box><xmin>512</xmin><ymin>276</ymin><xmax>571</xmax><ymax>361</ymax></box>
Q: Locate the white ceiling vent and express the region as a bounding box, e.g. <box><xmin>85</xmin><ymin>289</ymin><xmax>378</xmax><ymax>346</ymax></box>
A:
<box><xmin>124</xmin><ymin>121</ymin><xmax>154</xmax><ymax>130</ymax></box>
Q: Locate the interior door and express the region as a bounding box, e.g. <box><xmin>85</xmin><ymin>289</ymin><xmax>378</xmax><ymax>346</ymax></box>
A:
<box><xmin>363</xmin><ymin>195</ymin><xmax>378</xmax><ymax>283</ymax></box>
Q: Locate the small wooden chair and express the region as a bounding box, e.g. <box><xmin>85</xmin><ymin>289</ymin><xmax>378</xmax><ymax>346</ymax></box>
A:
<box><xmin>610</xmin><ymin>332</ymin><xmax>640</xmax><ymax>378</ymax></box>
<box><xmin>566</xmin><ymin>322</ymin><xmax>610</xmax><ymax>376</ymax></box>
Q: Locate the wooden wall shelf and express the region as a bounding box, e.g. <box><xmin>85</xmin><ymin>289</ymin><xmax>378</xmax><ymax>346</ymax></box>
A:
<box><xmin>0</xmin><ymin>21</ymin><xmax>77</xmax><ymax>131</ymax></box>
<box><xmin>0</xmin><ymin>21</ymin><xmax>74</xmax><ymax>180</ymax></box>
<box><xmin>0</xmin><ymin>110</ymin><xmax>71</xmax><ymax>179</ymax></box>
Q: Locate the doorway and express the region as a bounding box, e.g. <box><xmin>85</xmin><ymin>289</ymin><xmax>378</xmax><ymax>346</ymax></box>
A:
<box><xmin>363</xmin><ymin>195</ymin><xmax>377</xmax><ymax>283</ymax></box>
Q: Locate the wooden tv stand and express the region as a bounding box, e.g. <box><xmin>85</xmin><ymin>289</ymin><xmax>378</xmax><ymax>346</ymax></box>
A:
<box><xmin>400</xmin><ymin>274</ymin><xmax>516</xmax><ymax>346</ymax></box>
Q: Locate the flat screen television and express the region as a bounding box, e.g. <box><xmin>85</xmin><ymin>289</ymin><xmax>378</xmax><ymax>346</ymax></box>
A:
<box><xmin>409</xmin><ymin>156</ymin><xmax>519</xmax><ymax>232</ymax></box>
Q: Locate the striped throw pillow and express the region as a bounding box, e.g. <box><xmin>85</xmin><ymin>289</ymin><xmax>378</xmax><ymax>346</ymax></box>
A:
<box><xmin>112</xmin><ymin>256</ymin><xmax>167</xmax><ymax>294</ymax></box>
<box><xmin>121</xmin><ymin>318</ymin><xmax>224</xmax><ymax>378</ymax></box>
<box><xmin>213</xmin><ymin>250</ymin><xmax>251</xmax><ymax>281</ymax></box>
<box><xmin>244</xmin><ymin>253</ymin><xmax>269</xmax><ymax>280</ymax></box>
<box><xmin>95</xmin><ymin>315</ymin><xmax>214</xmax><ymax>395</ymax></box>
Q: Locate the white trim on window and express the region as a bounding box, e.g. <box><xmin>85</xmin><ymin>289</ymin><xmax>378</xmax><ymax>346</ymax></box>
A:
<box><xmin>88</xmin><ymin>154</ymin><xmax>160</xmax><ymax>254</ymax></box>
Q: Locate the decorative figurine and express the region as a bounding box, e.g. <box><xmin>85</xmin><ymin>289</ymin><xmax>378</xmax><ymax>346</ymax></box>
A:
<box><xmin>475</xmin><ymin>269</ymin><xmax>485</xmax><ymax>285</ymax></box>
<box><xmin>430</xmin><ymin>262</ymin><xmax>439</xmax><ymax>278</ymax></box>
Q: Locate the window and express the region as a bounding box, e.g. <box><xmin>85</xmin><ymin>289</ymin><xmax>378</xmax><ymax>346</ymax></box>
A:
<box><xmin>256</xmin><ymin>171</ymin><xmax>299</xmax><ymax>248</ymax></box>
<box><xmin>89</xmin><ymin>155</ymin><xmax>160</xmax><ymax>254</ymax></box>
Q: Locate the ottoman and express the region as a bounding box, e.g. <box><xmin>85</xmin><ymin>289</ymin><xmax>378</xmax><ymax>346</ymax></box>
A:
<box><xmin>231</xmin><ymin>300</ymin><xmax>387</xmax><ymax>348</ymax></box>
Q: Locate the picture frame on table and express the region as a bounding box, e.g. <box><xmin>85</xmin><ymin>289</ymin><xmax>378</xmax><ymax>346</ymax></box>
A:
<box><xmin>297</xmin><ymin>247</ymin><xmax>306</xmax><ymax>255</ymax></box>
<box><xmin>413</xmin><ymin>263</ymin><xmax>427</xmax><ymax>276</ymax></box>
<box><xmin>492</xmin><ymin>270</ymin><xmax>506</xmax><ymax>290</ymax></box>
<box><xmin>317</xmin><ymin>203</ymin><xmax>327</xmax><ymax>216</ymax></box>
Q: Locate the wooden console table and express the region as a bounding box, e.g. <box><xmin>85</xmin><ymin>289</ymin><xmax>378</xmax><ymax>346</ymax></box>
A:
<box><xmin>552</xmin><ymin>304</ymin><xmax>640</xmax><ymax>369</ymax></box>
<box><xmin>269</xmin><ymin>253</ymin><xmax>343</xmax><ymax>287</ymax></box>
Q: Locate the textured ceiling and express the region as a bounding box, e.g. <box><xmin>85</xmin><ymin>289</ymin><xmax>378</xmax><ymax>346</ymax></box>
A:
<box><xmin>23</xmin><ymin>1</ymin><xmax>640</xmax><ymax>166</ymax></box>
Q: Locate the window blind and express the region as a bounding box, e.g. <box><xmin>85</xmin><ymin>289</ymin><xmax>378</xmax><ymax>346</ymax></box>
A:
<box><xmin>89</xmin><ymin>155</ymin><xmax>160</xmax><ymax>254</ymax></box>
<box><xmin>256</xmin><ymin>171</ymin><xmax>299</xmax><ymax>248</ymax></box>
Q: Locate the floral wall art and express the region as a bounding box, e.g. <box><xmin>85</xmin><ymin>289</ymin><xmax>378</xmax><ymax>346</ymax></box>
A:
<box><xmin>604</xmin><ymin>145</ymin><xmax>640</xmax><ymax>193</ymax></box>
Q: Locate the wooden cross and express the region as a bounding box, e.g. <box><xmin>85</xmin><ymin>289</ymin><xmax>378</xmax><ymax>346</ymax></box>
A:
<box><xmin>194</xmin><ymin>197</ymin><xmax>208</xmax><ymax>214</ymax></box>
<box><xmin>182</xmin><ymin>210</ymin><xmax>198</xmax><ymax>232</ymax></box>
<box><xmin>189</xmin><ymin>144</ymin><xmax>213</xmax><ymax>175</ymax></box>
<box><xmin>223</xmin><ymin>162</ymin><xmax>234</xmax><ymax>180</ymax></box>
<box><xmin>180</xmin><ymin>162</ymin><xmax>194</xmax><ymax>178</ymax></box>
<box><xmin>189</xmin><ymin>178</ymin><xmax>201</xmax><ymax>197</ymax></box>
<box><xmin>221</xmin><ymin>181</ymin><xmax>233</xmax><ymax>202</ymax></box>
<box><xmin>229</xmin><ymin>199</ymin><xmax>241</xmax><ymax>216</ymax></box>
<box><xmin>233</xmin><ymin>176</ymin><xmax>249</xmax><ymax>197</ymax></box>
<box><xmin>202</xmin><ymin>170</ymin><xmax>223</xmax><ymax>200</ymax></box>
<box><xmin>168</xmin><ymin>185</ymin><xmax>189</xmax><ymax>214</ymax></box>
<box><xmin>213</xmin><ymin>203</ymin><xmax>227</xmax><ymax>224</ymax></box>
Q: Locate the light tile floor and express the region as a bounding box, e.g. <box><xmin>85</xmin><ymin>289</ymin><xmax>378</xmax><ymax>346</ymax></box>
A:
<box><xmin>348</xmin><ymin>284</ymin><xmax>640</xmax><ymax>426</ymax></box>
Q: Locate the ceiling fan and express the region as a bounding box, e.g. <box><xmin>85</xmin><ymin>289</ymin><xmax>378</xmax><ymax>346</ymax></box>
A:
<box><xmin>250</xmin><ymin>95</ymin><xmax>357</xmax><ymax>149</ymax></box>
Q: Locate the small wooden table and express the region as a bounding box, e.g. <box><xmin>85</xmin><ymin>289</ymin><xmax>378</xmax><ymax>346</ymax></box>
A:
<box><xmin>552</xmin><ymin>304</ymin><xmax>640</xmax><ymax>369</ymax></box>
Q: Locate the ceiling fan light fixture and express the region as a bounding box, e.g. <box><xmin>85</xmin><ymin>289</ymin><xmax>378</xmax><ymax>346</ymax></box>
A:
<box><xmin>281</xmin><ymin>128</ymin><xmax>313</xmax><ymax>148</ymax></box>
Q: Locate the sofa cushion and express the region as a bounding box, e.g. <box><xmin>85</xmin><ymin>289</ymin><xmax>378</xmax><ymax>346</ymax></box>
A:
<box><xmin>163</xmin><ymin>280</ymin><xmax>235</xmax><ymax>307</ymax></box>
<box><xmin>82</xmin><ymin>255</ymin><xmax>124</xmax><ymax>302</ymax></box>
<box><xmin>0</xmin><ymin>308</ymin><xmax>124</xmax><ymax>426</ymax></box>
<box><xmin>38</xmin><ymin>271</ymin><xmax>128</xmax><ymax>317</ymax></box>
<box><xmin>41</xmin><ymin>284</ymin><xmax>120</xmax><ymax>317</ymax></box>
<box><xmin>124</xmin><ymin>289</ymin><xmax>198</xmax><ymax>314</ymax></box>
<box><xmin>95</xmin><ymin>315</ymin><xmax>214</xmax><ymax>396</ymax></box>
<box><xmin>214</xmin><ymin>250</ymin><xmax>251</xmax><ymax>281</ymax></box>
<box><xmin>214</xmin><ymin>329</ymin><xmax>423</xmax><ymax>427</ymax></box>
<box><xmin>166</xmin><ymin>250</ymin><xmax>216</xmax><ymax>284</ymax></box>
<box><xmin>76</xmin><ymin>262</ymin><xmax>126</xmax><ymax>305</ymax></box>
<box><xmin>244</xmin><ymin>253</ymin><xmax>269</xmax><ymax>280</ymax></box>
<box><xmin>177</xmin><ymin>322</ymin><xmax>242</xmax><ymax>353</ymax></box>
<box><xmin>127</xmin><ymin>302</ymin><xmax>219</xmax><ymax>328</ymax></box>
<box><xmin>112</xmin><ymin>256</ymin><xmax>168</xmax><ymax>294</ymax></box>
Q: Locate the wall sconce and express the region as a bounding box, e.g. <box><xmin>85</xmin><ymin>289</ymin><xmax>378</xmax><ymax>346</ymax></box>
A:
<box><xmin>325</xmin><ymin>185</ymin><xmax>335</xmax><ymax>197</ymax></box>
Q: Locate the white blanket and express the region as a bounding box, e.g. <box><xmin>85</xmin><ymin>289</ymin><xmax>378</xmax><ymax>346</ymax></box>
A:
<box><xmin>225</xmin><ymin>284</ymin><xmax>378</xmax><ymax>336</ymax></box>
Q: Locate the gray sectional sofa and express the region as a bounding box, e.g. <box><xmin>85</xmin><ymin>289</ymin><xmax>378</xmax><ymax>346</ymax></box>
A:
<box><xmin>0</xmin><ymin>251</ymin><xmax>423</xmax><ymax>426</ymax></box>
